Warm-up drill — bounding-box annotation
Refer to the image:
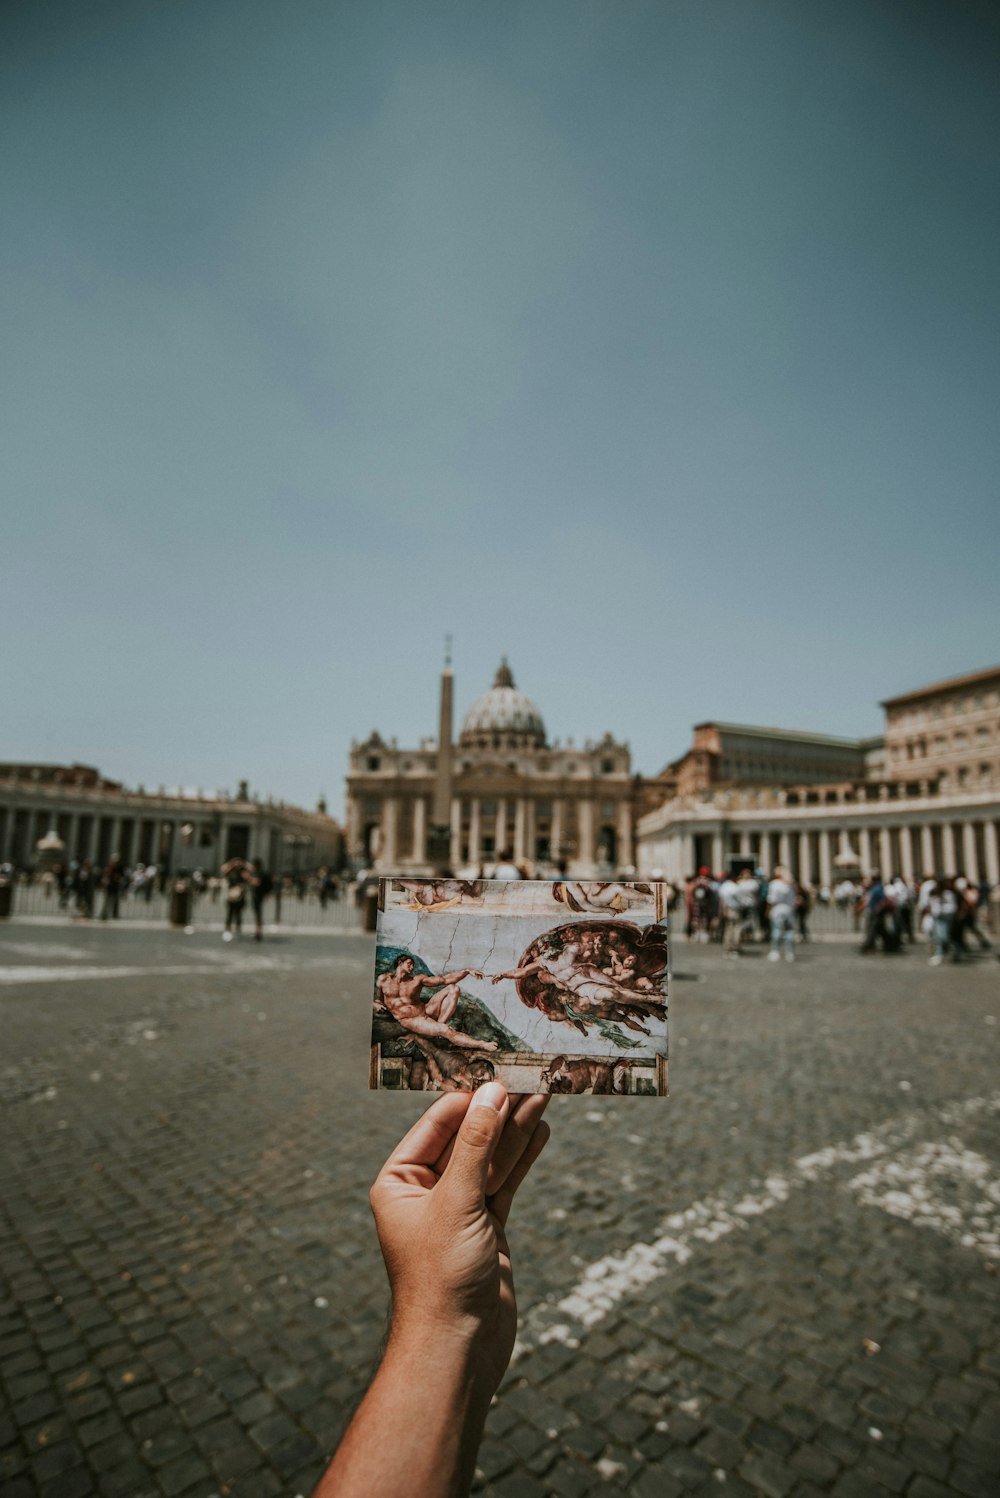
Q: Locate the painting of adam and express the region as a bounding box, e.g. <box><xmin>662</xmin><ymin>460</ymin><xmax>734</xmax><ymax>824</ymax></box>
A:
<box><xmin>370</xmin><ymin>879</ymin><xmax>668</xmax><ymax>1096</ymax></box>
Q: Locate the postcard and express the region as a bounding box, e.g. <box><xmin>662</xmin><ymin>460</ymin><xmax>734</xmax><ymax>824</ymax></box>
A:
<box><xmin>370</xmin><ymin>878</ymin><xmax>668</xmax><ymax>1096</ymax></box>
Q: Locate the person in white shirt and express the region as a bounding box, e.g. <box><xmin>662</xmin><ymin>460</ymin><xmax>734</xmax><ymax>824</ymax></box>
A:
<box><xmin>718</xmin><ymin>875</ymin><xmax>743</xmax><ymax>956</ymax></box>
<box><xmin>491</xmin><ymin>849</ymin><xmax>522</xmax><ymax>880</ymax></box>
<box><xmin>767</xmin><ymin>867</ymin><xmax>797</xmax><ymax>962</ymax></box>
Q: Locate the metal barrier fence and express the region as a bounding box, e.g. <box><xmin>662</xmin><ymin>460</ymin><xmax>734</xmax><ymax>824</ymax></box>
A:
<box><xmin>6</xmin><ymin>881</ymin><xmax>364</xmax><ymax>932</ymax></box>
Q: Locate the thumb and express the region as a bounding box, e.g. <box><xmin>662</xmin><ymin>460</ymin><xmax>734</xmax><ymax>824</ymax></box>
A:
<box><xmin>440</xmin><ymin>1083</ymin><xmax>508</xmax><ymax>1205</ymax></box>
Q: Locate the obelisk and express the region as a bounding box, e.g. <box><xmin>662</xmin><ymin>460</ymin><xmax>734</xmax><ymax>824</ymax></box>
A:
<box><xmin>427</xmin><ymin>640</ymin><xmax>454</xmax><ymax>874</ymax></box>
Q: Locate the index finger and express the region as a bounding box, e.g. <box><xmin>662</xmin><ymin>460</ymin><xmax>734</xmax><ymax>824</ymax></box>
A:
<box><xmin>379</xmin><ymin>1092</ymin><xmax>474</xmax><ymax>1175</ymax></box>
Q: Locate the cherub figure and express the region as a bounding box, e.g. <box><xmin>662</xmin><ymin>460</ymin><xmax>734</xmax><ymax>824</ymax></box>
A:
<box><xmin>376</xmin><ymin>955</ymin><xmax>496</xmax><ymax>1051</ymax></box>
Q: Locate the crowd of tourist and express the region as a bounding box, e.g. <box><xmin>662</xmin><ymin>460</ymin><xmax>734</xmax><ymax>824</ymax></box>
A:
<box><xmin>657</xmin><ymin>865</ymin><xmax>996</xmax><ymax>964</ymax></box>
<box><xmin>4</xmin><ymin>857</ymin><xmax>345</xmax><ymax>925</ymax></box>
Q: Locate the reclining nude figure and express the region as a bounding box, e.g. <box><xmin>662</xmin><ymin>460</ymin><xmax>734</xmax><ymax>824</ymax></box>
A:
<box><xmin>377</xmin><ymin>955</ymin><xmax>498</xmax><ymax>1051</ymax></box>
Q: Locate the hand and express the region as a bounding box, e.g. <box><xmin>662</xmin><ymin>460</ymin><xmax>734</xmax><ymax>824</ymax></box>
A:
<box><xmin>369</xmin><ymin>1084</ymin><xmax>550</xmax><ymax>1395</ymax></box>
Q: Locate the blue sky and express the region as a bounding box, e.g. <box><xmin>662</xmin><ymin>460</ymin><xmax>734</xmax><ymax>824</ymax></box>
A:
<box><xmin>3</xmin><ymin>0</ymin><xmax>998</xmax><ymax>810</ymax></box>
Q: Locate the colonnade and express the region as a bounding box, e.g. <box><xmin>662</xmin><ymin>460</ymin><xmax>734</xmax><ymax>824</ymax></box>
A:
<box><xmin>645</xmin><ymin>812</ymin><xmax>1000</xmax><ymax>886</ymax></box>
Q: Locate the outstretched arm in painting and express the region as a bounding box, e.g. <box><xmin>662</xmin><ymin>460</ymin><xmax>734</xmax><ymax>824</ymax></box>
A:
<box><xmin>314</xmin><ymin>1086</ymin><xmax>550</xmax><ymax>1498</ymax></box>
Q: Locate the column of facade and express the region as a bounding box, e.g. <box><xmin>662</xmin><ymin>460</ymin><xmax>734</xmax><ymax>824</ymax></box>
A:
<box><xmin>450</xmin><ymin>797</ymin><xmax>462</xmax><ymax>868</ymax></box>
<box><xmin>468</xmin><ymin>799</ymin><xmax>481</xmax><ymax>868</ymax></box>
<box><xmin>798</xmin><ymin>831</ymin><xmax>813</xmax><ymax>884</ymax></box>
<box><xmin>878</xmin><ymin>827</ymin><xmax>892</xmax><ymax>876</ymax></box>
<box><xmin>524</xmin><ymin>800</ymin><xmax>536</xmax><ymax>865</ymax></box>
<box><xmin>962</xmin><ymin>822</ymin><xmax>979</xmax><ymax>881</ymax></box>
<box><xmin>818</xmin><ymin>829</ymin><xmax>832</xmax><ymax>888</ymax></box>
<box><xmin>759</xmin><ymin>831</ymin><xmax>773</xmax><ymax>871</ymax></box>
<box><xmin>778</xmin><ymin>831</ymin><xmax>792</xmax><ymax>870</ymax></box>
<box><xmin>513</xmin><ymin>799</ymin><xmax>527</xmax><ymax>863</ymax></box>
<box><xmin>347</xmin><ymin>795</ymin><xmax>363</xmax><ymax>859</ymax></box>
<box><xmin>900</xmin><ymin>824</ymin><xmax>915</xmax><ymax>884</ymax></box>
<box><xmin>711</xmin><ymin>832</ymin><xmax>724</xmax><ymax>873</ymax></box>
<box><xmin>495</xmin><ymin>799</ymin><xmax>508</xmax><ymax>856</ymax></box>
<box><xmin>617</xmin><ymin>800</ymin><xmax>634</xmax><ymax>869</ymax></box>
<box><xmin>413</xmin><ymin>797</ymin><xmax>427</xmax><ymax>865</ymax></box>
<box><xmin>739</xmin><ymin>832</ymin><xmax>751</xmax><ymax>856</ymax></box>
<box><xmin>984</xmin><ymin>821</ymin><xmax>999</xmax><ymax>885</ymax></box>
<box><xmin>941</xmin><ymin>822</ymin><xmax>957</xmax><ymax>874</ymax></box>
<box><xmin>381</xmin><ymin>797</ymin><xmax>398</xmax><ymax>869</ymax></box>
<box><xmin>550</xmin><ymin>799</ymin><xmax>564</xmax><ymax>861</ymax></box>
<box><xmin>578</xmin><ymin>799</ymin><xmax>596</xmax><ymax>870</ymax></box>
<box><xmin>680</xmin><ymin>832</ymin><xmax>696</xmax><ymax>877</ymax></box>
<box><xmin>858</xmin><ymin>827</ymin><xmax>872</xmax><ymax>875</ymax></box>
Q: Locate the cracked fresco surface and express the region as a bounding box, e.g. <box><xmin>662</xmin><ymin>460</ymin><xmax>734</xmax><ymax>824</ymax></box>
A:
<box><xmin>370</xmin><ymin>879</ymin><xmax>669</xmax><ymax>1095</ymax></box>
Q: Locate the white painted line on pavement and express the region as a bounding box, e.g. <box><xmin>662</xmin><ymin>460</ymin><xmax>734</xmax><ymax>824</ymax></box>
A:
<box><xmin>0</xmin><ymin>958</ymin><xmax>296</xmax><ymax>984</ymax></box>
<box><xmin>849</xmin><ymin>1140</ymin><xmax>1000</xmax><ymax>1259</ymax></box>
<box><xmin>515</xmin><ymin>1091</ymin><xmax>1000</xmax><ymax>1355</ymax></box>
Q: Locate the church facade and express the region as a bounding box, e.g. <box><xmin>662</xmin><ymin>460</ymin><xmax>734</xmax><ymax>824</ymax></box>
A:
<box><xmin>345</xmin><ymin>661</ymin><xmax>636</xmax><ymax>874</ymax></box>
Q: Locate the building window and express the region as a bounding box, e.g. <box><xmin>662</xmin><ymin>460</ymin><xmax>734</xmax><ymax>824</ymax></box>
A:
<box><xmin>365</xmin><ymin>798</ymin><xmax>379</xmax><ymax>819</ymax></box>
<box><xmin>482</xmin><ymin>799</ymin><xmax>496</xmax><ymax>817</ymax></box>
<box><xmin>537</xmin><ymin>799</ymin><xmax>551</xmax><ymax>819</ymax></box>
<box><xmin>367</xmin><ymin>756</ymin><xmax>380</xmax><ymax>771</ymax></box>
<box><xmin>601</xmin><ymin>758</ymin><xmax>615</xmax><ymax>774</ymax></box>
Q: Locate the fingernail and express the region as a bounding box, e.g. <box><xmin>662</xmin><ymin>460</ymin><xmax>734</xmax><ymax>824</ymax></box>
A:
<box><xmin>470</xmin><ymin>1081</ymin><xmax>506</xmax><ymax>1112</ymax></box>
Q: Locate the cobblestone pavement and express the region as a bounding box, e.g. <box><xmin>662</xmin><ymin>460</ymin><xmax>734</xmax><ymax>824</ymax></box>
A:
<box><xmin>1</xmin><ymin>921</ymin><xmax>998</xmax><ymax>1498</ymax></box>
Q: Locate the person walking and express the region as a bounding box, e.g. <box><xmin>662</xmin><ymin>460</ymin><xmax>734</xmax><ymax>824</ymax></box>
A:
<box><xmin>766</xmin><ymin>866</ymin><xmax>796</xmax><ymax>962</ymax></box>
<box><xmin>246</xmin><ymin>858</ymin><xmax>273</xmax><ymax>941</ymax></box>
<box><xmin>927</xmin><ymin>877</ymin><xmax>959</xmax><ymax>965</ymax></box>
<box><xmin>221</xmin><ymin>857</ymin><xmax>247</xmax><ymax>941</ymax></box>
<box><xmin>100</xmin><ymin>856</ymin><xmax>125</xmax><ymax>920</ymax></box>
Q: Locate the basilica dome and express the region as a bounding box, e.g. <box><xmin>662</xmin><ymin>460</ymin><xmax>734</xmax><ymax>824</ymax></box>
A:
<box><xmin>459</xmin><ymin>659</ymin><xmax>547</xmax><ymax>748</ymax></box>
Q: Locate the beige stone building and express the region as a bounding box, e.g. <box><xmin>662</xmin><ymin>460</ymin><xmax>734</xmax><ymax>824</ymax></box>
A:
<box><xmin>345</xmin><ymin>660</ymin><xmax>636</xmax><ymax>874</ymax></box>
<box><xmin>637</xmin><ymin>665</ymin><xmax>1000</xmax><ymax>886</ymax></box>
<box><xmin>0</xmin><ymin>763</ymin><xmax>343</xmax><ymax>874</ymax></box>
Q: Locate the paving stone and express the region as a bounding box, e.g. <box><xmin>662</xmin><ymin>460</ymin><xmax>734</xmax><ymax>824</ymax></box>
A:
<box><xmin>1</xmin><ymin>932</ymin><xmax>998</xmax><ymax>1498</ymax></box>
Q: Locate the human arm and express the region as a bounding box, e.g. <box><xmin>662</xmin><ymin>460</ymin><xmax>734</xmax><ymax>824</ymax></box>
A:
<box><xmin>314</xmin><ymin>1085</ymin><xmax>550</xmax><ymax>1498</ymax></box>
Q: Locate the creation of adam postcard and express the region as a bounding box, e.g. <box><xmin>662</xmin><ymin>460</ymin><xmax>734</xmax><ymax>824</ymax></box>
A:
<box><xmin>370</xmin><ymin>878</ymin><xmax>668</xmax><ymax>1096</ymax></box>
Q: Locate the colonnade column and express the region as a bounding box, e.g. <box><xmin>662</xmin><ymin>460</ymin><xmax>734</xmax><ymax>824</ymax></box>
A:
<box><xmin>921</xmin><ymin>825</ymin><xmax>935</xmax><ymax>876</ymax></box>
<box><xmin>711</xmin><ymin>832</ymin><xmax>724</xmax><ymax>873</ymax></box>
<box><xmin>760</xmin><ymin>832</ymin><xmax>773</xmax><ymax>871</ymax></box>
<box><xmin>468</xmin><ymin>799</ymin><xmax>481</xmax><ymax>868</ymax></box>
<box><xmin>858</xmin><ymin>827</ymin><xmax>872</xmax><ymax>875</ymax></box>
<box><xmin>778</xmin><ymin>831</ymin><xmax>792</xmax><ymax>871</ymax></box>
<box><xmin>818</xmin><ymin>830</ymin><xmax>832</xmax><ymax>888</ymax></box>
<box><xmin>879</xmin><ymin>827</ymin><xmax>892</xmax><ymax>877</ymax></box>
<box><xmin>900</xmin><ymin>825</ymin><xmax>915</xmax><ymax>884</ymax></box>
<box><xmin>798</xmin><ymin>831</ymin><xmax>813</xmax><ymax>884</ymax></box>
<box><xmin>525</xmin><ymin>800</ymin><xmax>536</xmax><ymax>865</ymax></box>
<box><xmin>739</xmin><ymin>832</ymin><xmax>751</xmax><ymax>856</ymax></box>
<box><xmin>962</xmin><ymin>822</ymin><xmax>978</xmax><ymax>881</ymax></box>
<box><xmin>985</xmin><ymin>821</ymin><xmax>1000</xmax><ymax>885</ymax></box>
<box><xmin>681</xmin><ymin>832</ymin><xmax>695</xmax><ymax>877</ymax></box>
<box><xmin>942</xmin><ymin>823</ymin><xmax>957</xmax><ymax>874</ymax></box>
<box><xmin>413</xmin><ymin>797</ymin><xmax>427</xmax><ymax>866</ymax></box>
